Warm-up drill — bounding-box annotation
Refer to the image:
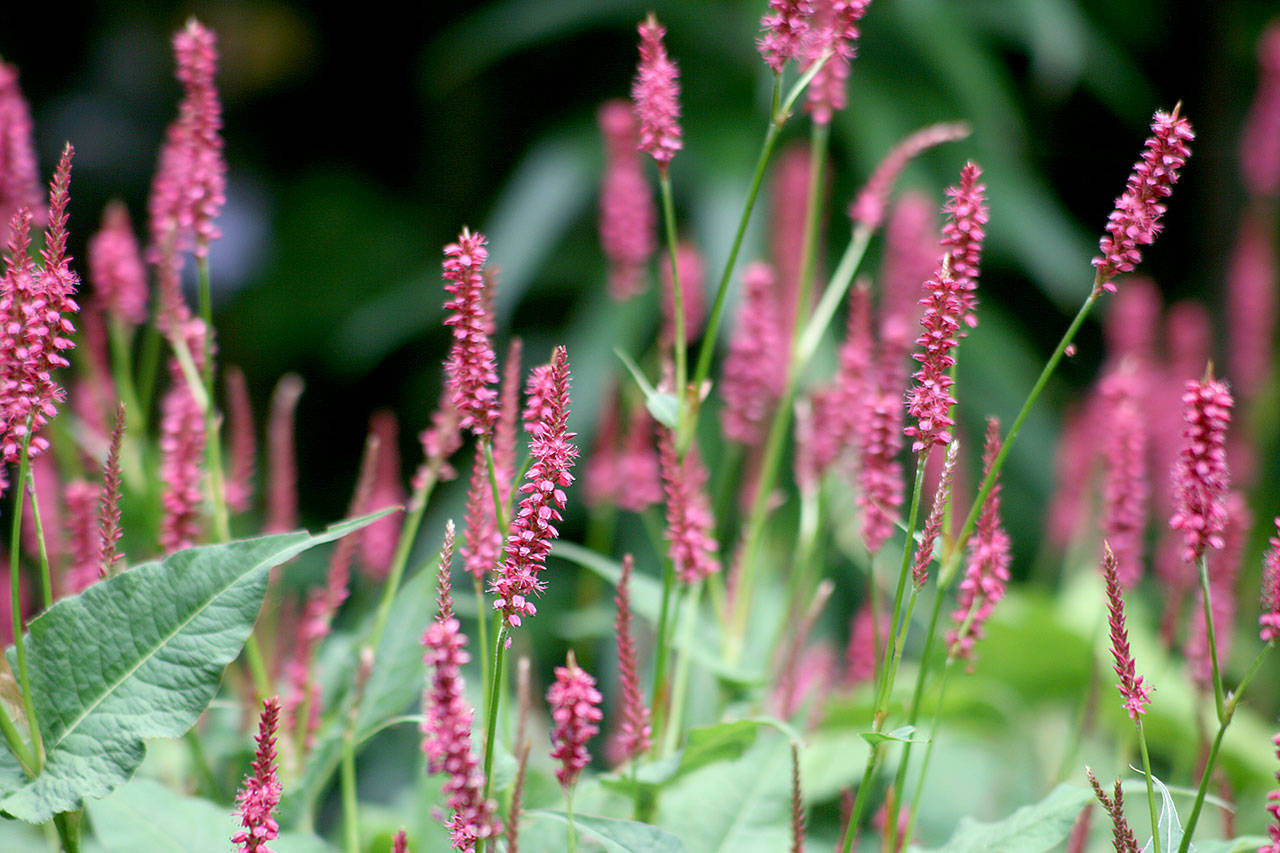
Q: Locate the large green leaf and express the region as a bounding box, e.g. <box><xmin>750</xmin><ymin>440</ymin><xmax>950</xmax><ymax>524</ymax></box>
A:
<box><xmin>527</xmin><ymin>810</ymin><xmax>686</xmax><ymax>853</ymax></box>
<box><xmin>87</xmin><ymin>777</ymin><xmax>334</xmax><ymax>852</ymax></box>
<box><xmin>0</xmin><ymin>515</ymin><xmax>382</xmax><ymax>823</ymax></box>
<box><xmin>925</xmin><ymin>782</ymin><xmax>1091</xmax><ymax>853</ymax></box>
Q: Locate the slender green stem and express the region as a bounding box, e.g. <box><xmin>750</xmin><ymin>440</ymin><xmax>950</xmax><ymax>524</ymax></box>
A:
<box><xmin>185</xmin><ymin>728</ymin><xmax>221</xmax><ymax>801</ymax></box>
<box><xmin>874</xmin><ymin>459</ymin><xmax>927</xmax><ymax>713</ymax></box>
<box><xmin>340</xmin><ymin>729</ymin><xmax>359</xmax><ymax>853</ymax></box>
<box><xmin>842</xmin><ymin>743</ymin><xmax>882</xmax><ymax>853</ymax></box>
<box><xmin>658</xmin><ymin>172</ymin><xmax>687</xmax><ymax>431</ymax></box>
<box><xmin>567</xmin><ymin>785</ymin><xmax>578</xmax><ymax>853</ymax></box>
<box><xmin>135</xmin><ymin>313</ymin><xmax>162</xmax><ymax>429</ymax></box>
<box><xmin>9</xmin><ymin>423</ymin><xmax>42</xmax><ymax>764</ymax></box>
<box><xmin>795</xmin><ymin>226</ymin><xmax>872</xmax><ymax>365</ymax></box>
<box><xmin>107</xmin><ymin>319</ymin><xmax>143</xmax><ymax>437</ymax></box>
<box><xmin>195</xmin><ymin>257</ymin><xmax>231</xmax><ymax>544</ymax></box>
<box><xmin>53</xmin><ymin>811</ymin><xmax>81</xmax><ymax>853</ymax></box>
<box><xmin>478</xmin><ymin>618</ymin><xmax>508</xmax><ymax>853</ymax></box>
<box><xmin>793</xmin><ymin>122</ymin><xmax>830</xmax><ymax>337</ymax></box>
<box><xmin>1196</xmin><ymin>554</ymin><xmax>1225</xmax><ymax>721</ymax></box>
<box><xmin>475</xmin><ymin>576</ymin><xmax>491</xmax><ymax>705</ymax></box>
<box><xmin>242</xmin><ymin>639</ymin><xmax>272</xmax><ymax>705</ymax></box>
<box><xmin>482</xmin><ymin>437</ymin><xmax>509</xmax><ymax>532</ymax></box>
<box><xmin>662</xmin><ymin>581</ymin><xmax>702</xmax><ymax>757</ymax></box>
<box><xmin>25</xmin><ymin>468</ymin><xmax>53</xmax><ymax>610</ymax></box>
<box><xmin>940</xmin><ymin>290</ymin><xmax>1100</xmax><ymax>587</ymax></box>
<box><xmin>1136</xmin><ymin>717</ymin><xmax>1160</xmax><ymax>853</ymax></box>
<box><xmin>902</xmin><ymin>660</ymin><xmax>955</xmax><ymax>847</ymax></box>
<box><xmin>0</xmin><ymin>701</ymin><xmax>33</xmax><ymax>777</ymax></box>
<box><xmin>651</xmin><ymin>579</ymin><xmax>685</xmax><ymax>754</ymax></box>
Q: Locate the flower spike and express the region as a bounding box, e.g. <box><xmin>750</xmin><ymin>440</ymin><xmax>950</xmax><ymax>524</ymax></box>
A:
<box><xmin>1169</xmin><ymin>372</ymin><xmax>1232</xmax><ymax>563</ymax></box>
<box><xmin>1102</xmin><ymin>543</ymin><xmax>1152</xmax><ymax>719</ymax></box>
<box><xmin>442</xmin><ymin>228</ymin><xmax>500</xmax><ymax>435</ymax></box>
<box><xmin>632</xmin><ymin>15</ymin><xmax>682</xmax><ymax>168</ymax></box>
<box><xmin>232</xmin><ymin>697</ymin><xmax>282</xmax><ymax>852</ymax></box>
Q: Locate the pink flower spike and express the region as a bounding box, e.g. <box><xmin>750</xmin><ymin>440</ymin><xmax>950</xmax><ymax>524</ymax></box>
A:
<box><xmin>857</xmin><ymin>378</ymin><xmax>905</xmax><ymax>555</ymax></box>
<box><xmin>660</xmin><ymin>241</ymin><xmax>706</xmax><ymax>345</ymax></box>
<box><xmin>1242</xmin><ymin>25</ymin><xmax>1280</xmax><ymax>198</ymax></box>
<box><xmin>612</xmin><ymin>554</ymin><xmax>652</xmax><ymax>762</ymax></box>
<box><xmin>631</xmin><ymin>15</ymin><xmax>682</xmax><ymax>168</ymax></box>
<box><xmin>491</xmin><ymin>347</ymin><xmax>577</xmax><ymax>634</ymax></box>
<box><xmin>1169</xmin><ymin>373</ymin><xmax>1233</xmax><ymax>563</ymax></box>
<box><xmin>658</xmin><ymin>427</ymin><xmax>720</xmax><ymax>584</ymax></box>
<box><xmin>721</xmin><ymin>261</ymin><xmax>787</xmax><ymax>446</ymax></box>
<box><xmin>461</xmin><ymin>443</ymin><xmax>501</xmax><ymax>581</ymax></box>
<box><xmin>97</xmin><ymin>402</ymin><xmax>125</xmax><ymax>577</ymax></box>
<box><xmin>417</xmin><ymin>391</ymin><xmax>464</xmax><ymax>485</ymax></box>
<box><xmin>265</xmin><ymin>374</ymin><xmax>303</xmax><ymax>533</ymax></box>
<box><xmin>1262</xmin><ymin>732</ymin><xmax>1280</xmax><ymax>853</ymax></box>
<box><xmin>904</xmin><ymin>256</ymin><xmax>962</xmax><ymax>454</ymax></box>
<box><xmin>1261</xmin><ymin>517</ymin><xmax>1280</xmax><ymax>642</ymax></box>
<box><xmin>232</xmin><ymin>697</ymin><xmax>282</xmax><ymax>853</ymax></box>
<box><xmin>63</xmin><ymin>479</ymin><xmax>100</xmax><ymax>596</ymax></box>
<box><xmin>547</xmin><ymin>651</ymin><xmax>604</xmax><ymax>790</ymax></box>
<box><xmin>598</xmin><ymin>101</ymin><xmax>656</xmax><ymax>300</ymax></box>
<box><xmin>1092</xmin><ymin>106</ymin><xmax>1194</xmax><ymax>292</ymax></box>
<box><xmin>616</xmin><ymin>406</ymin><xmax>663</xmax><ymax>514</ymax></box>
<box><xmin>940</xmin><ymin>162</ymin><xmax>988</xmax><ymax>331</ymax></box>
<box><xmin>803</xmin><ymin>0</ymin><xmax>873</xmax><ymax>125</ymax></box>
<box><xmin>758</xmin><ymin>0</ymin><xmax>816</xmax><ymax>73</ymax></box>
<box><xmin>1226</xmin><ymin>206</ymin><xmax>1277</xmax><ymax>398</ymax></box>
<box><xmin>442</xmin><ymin>228</ymin><xmax>500</xmax><ymax>435</ymax></box>
<box><xmin>360</xmin><ymin>410</ymin><xmax>405</xmax><ymax>579</ymax></box>
<box><xmin>1100</xmin><ymin>365</ymin><xmax>1149</xmax><ymax>588</ymax></box>
<box><xmin>159</xmin><ymin>321</ymin><xmax>209</xmax><ymax>554</ymax></box>
<box><xmin>0</xmin><ymin>62</ymin><xmax>44</xmax><ymax>230</ymax></box>
<box><xmin>947</xmin><ymin>419</ymin><xmax>1010</xmax><ymax>660</ymax></box>
<box><xmin>224</xmin><ymin>366</ymin><xmax>255</xmax><ymax>514</ymax></box>
<box><xmin>912</xmin><ymin>440</ymin><xmax>958</xmax><ymax>588</ymax></box>
<box><xmin>1101</xmin><ymin>543</ymin><xmax>1152</xmax><ymax>719</ymax></box>
<box><xmin>391</xmin><ymin>830</ymin><xmax>409</xmax><ymax>853</ymax></box>
<box><xmin>848</xmin><ymin>122</ymin><xmax>970</xmax><ymax>231</ymax></box>
<box><xmin>88</xmin><ymin>201</ymin><xmax>149</xmax><ymax>327</ymax></box>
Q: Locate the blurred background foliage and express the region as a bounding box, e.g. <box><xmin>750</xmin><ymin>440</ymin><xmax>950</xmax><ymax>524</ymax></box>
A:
<box><xmin>3</xmin><ymin>0</ymin><xmax>1280</xmax><ymax>848</ymax></box>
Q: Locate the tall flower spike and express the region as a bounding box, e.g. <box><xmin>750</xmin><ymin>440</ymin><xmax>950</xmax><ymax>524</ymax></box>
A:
<box><xmin>657</xmin><ymin>427</ymin><xmax>720</xmax><ymax>584</ymax></box>
<box><xmin>1262</xmin><ymin>731</ymin><xmax>1280</xmax><ymax>853</ymax></box>
<box><xmin>1092</xmin><ymin>106</ymin><xmax>1194</xmax><ymax>292</ymax></box>
<box><xmin>904</xmin><ymin>255</ymin><xmax>963</xmax><ymax>454</ymax></box>
<box><xmin>1169</xmin><ymin>373</ymin><xmax>1232</xmax><ymax>563</ymax></box>
<box><xmin>265</xmin><ymin>374</ymin><xmax>303</xmax><ymax>533</ymax></box>
<box><xmin>442</xmin><ymin>228</ymin><xmax>500</xmax><ymax>435</ymax></box>
<box><xmin>1261</xmin><ymin>517</ymin><xmax>1280</xmax><ymax>642</ymax></box>
<box><xmin>64</xmin><ymin>479</ymin><xmax>100</xmax><ymax>595</ymax></box>
<box><xmin>88</xmin><ymin>201</ymin><xmax>148</xmax><ymax>326</ymax></box>
<box><xmin>0</xmin><ymin>62</ymin><xmax>44</xmax><ymax>230</ymax></box>
<box><xmin>1101</xmin><ymin>543</ymin><xmax>1152</xmax><ymax>719</ymax></box>
<box><xmin>809</xmin><ymin>283</ymin><xmax>872</xmax><ymax>474</ymax></box>
<box><xmin>421</xmin><ymin>522</ymin><xmax>502</xmax><ymax>849</ymax></box>
<box><xmin>1100</xmin><ymin>365</ymin><xmax>1149</xmax><ymax>588</ymax></box>
<box><xmin>912</xmin><ymin>440</ymin><xmax>958</xmax><ymax>588</ymax></box>
<box><xmin>1241</xmin><ymin>25</ymin><xmax>1280</xmax><ymax>198</ymax></box>
<box><xmin>947</xmin><ymin>419</ymin><xmax>1010</xmax><ymax>660</ymax></box>
<box><xmin>803</xmin><ymin>0</ymin><xmax>873</xmax><ymax>125</ymax></box>
<box><xmin>97</xmin><ymin>403</ymin><xmax>125</xmax><ymax>577</ymax></box>
<box><xmin>149</xmin><ymin>19</ymin><xmax>225</xmax><ymax>258</ymax></box>
<box><xmin>461</xmin><ymin>443</ymin><xmax>501</xmax><ymax>580</ymax></box>
<box><xmin>224</xmin><ymin>366</ymin><xmax>255</xmax><ymax>514</ymax></box>
<box><xmin>758</xmin><ymin>0</ymin><xmax>816</xmax><ymax>73</ymax></box>
<box><xmin>848</xmin><ymin>122</ymin><xmax>970</xmax><ymax>232</ymax></box>
<box><xmin>391</xmin><ymin>830</ymin><xmax>409</xmax><ymax>853</ymax></box>
<box><xmin>631</xmin><ymin>15</ymin><xmax>682</xmax><ymax>168</ymax></box>
<box><xmin>1086</xmin><ymin>767</ymin><xmax>1140</xmax><ymax>853</ymax></box>
<box><xmin>232</xmin><ymin>697</ymin><xmax>282</xmax><ymax>853</ymax></box>
<box><xmin>721</xmin><ymin>261</ymin><xmax>786</xmax><ymax>446</ymax></box>
<box><xmin>1226</xmin><ymin>206</ymin><xmax>1277</xmax><ymax>398</ymax></box>
<box><xmin>491</xmin><ymin>347</ymin><xmax>577</xmax><ymax>634</ymax></box>
<box><xmin>547</xmin><ymin>651</ymin><xmax>603</xmax><ymax>790</ymax></box>
<box><xmin>612</xmin><ymin>554</ymin><xmax>652</xmax><ymax>762</ymax></box>
<box><xmin>857</xmin><ymin>377</ymin><xmax>905</xmax><ymax>555</ymax></box>
<box><xmin>940</xmin><ymin>162</ymin><xmax>988</xmax><ymax>331</ymax></box>
<box><xmin>598</xmin><ymin>100</ymin><xmax>656</xmax><ymax>300</ymax></box>
<box><xmin>360</xmin><ymin>410</ymin><xmax>405</xmax><ymax>579</ymax></box>
<box><xmin>158</xmin><ymin>319</ymin><xmax>209</xmax><ymax>553</ymax></box>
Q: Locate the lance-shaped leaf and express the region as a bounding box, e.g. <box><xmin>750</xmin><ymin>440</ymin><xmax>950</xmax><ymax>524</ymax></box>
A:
<box><xmin>0</xmin><ymin>514</ymin><xmax>385</xmax><ymax>823</ymax></box>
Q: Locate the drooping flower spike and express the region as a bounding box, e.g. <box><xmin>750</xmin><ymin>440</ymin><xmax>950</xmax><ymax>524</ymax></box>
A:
<box><xmin>632</xmin><ymin>15</ymin><xmax>682</xmax><ymax>168</ymax></box>
<box><xmin>1101</xmin><ymin>543</ymin><xmax>1152</xmax><ymax>719</ymax></box>
<box><xmin>1092</xmin><ymin>106</ymin><xmax>1194</xmax><ymax>293</ymax></box>
<box><xmin>848</xmin><ymin>122</ymin><xmax>970</xmax><ymax>232</ymax></box>
<box><xmin>442</xmin><ymin>228</ymin><xmax>500</xmax><ymax>435</ymax></box>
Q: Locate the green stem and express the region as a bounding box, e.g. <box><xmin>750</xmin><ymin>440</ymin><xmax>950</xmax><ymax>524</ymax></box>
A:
<box><xmin>567</xmin><ymin>785</ymin><xmax>578</xmax><ymax>853</ymax></box>
<box><xmin>0</xmin><ymin>701</ymin><xmax>33</xmax><ymax>777</ymax></box>
<box><xmin>135</xmin><ymin>313</ymin><xmax>162</xmax><ymax>430</ymax></box>
<box><xmin>184</xmin><ymin>728</ymin><xmax>221</xmax><ymax>801</ymax></box>
<box><xmin>25</xmin><ymin>467</ymin><xmax>53</xmax><ymax>609</ymax></box>
<box><xmin>53</xmin><ymin>811</ymin><xmax>81</xmax><ymax>853</ymax></box>
<box><xmin>658</xmin><ymin>171</ymin><xmax>687</xmax><ymax>436</ymax></box>
<box><xmin>195</xmin><ymin>257</ymin><xmax>231</xmax><ymax>544</ymax></box>
<box><xmin>478</xmin><ymin>619</ymin><xmax>508</xmax><ymax>853</ymax></box>
<box><xmin>902</xmin><ymin>659</ymin><xmax>955</xmax><ymax>847</ymax></box>
<box><xmin>482</xmin><ymin>437</ymin><xmax>509</xmax><ymax>532</ymax></box>
<box><xmin>9</xmin><ymin>423</ymin><xmax>42</xmax><ymax>764</ymax></box>
<box><xmin>874</xmin><ymin>459</ymin><xmax>927</xmax><ymax>713</ymax></box>
<box><xmin>842</xmin><ymin>743</ymin><xmax>882</xmax><ymax>853</ymax></box>
<box><xmin>649</xmin><ymin>556</ymin><xmax>677</xmax><ymax>750</ymax></box>
<box><xmin>940</xmin><ymin>290</ymin><xmax>1100</xmax><ymax>587</ymax></box>
<box><xmin>340</xmin><ymin>729</ymin><xmax>359</xmax><ymax>853</ymax></box>
<box><xmin>1196</xmin><ymin>554</ymin><xmax>1225</xmax><ymax>721</ymax></box>
<box><xmin>662</xmin><ymin>581</ymin><xmax>703</xmax><ymax>757</ymax></box>
<box><xmin>475</xmin><ymin>576</ymin><xmax>491</xmax><ymax>705</ymax></box>
<box><xmin>1136</xmin><ymin>717</ymin><xmax>1161</xmax><ymax>853</ymax></box>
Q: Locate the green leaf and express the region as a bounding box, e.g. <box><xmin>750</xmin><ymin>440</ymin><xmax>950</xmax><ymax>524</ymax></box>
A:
<box><xmin>614</xmin><ymin>348</ymin><xmax>678</xmax><ymax>429</ymax></box>
<box><xmin>860</xmin><ymin>725</ymin><xmax>928</xmax><ymax>747</ymax></box>
<box><xmin>87</xmin><ymin>776</ymin><xmax>335</xmax><ymax>852</ymax></box>
<box><xmin>926</xmin><ymin>782</ymin><xmax>1092</xmax><ymax>853</ymax></box>
<box><xmin>526</xmin><ymin>810</ymin><xmax>686</xmax><ymax>852</ymax></box>
<box><xmin>0</xmin><ymin>515</ymin><xmax>383</xmax><ymax>823</ymax></box>
<box><xmin>1147</xmin><ymin>773</ymin><xmax>1184</xmax><ymax>853</ymax></box>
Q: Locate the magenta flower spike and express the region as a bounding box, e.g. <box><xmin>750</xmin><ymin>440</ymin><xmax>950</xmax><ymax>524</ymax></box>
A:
<box><xmin>1101</xmin><ymin>543</ymin><xmax>1152</xmax><ymax>719</ymax></box>
<box><xmin>903</xmin><ymin>257</ymin><xmax>962</xmax><ymax>454</ymax></box>
<box><xmin>1103</xmin><ymin>275</ymin><xmax>1161</xmax><ymax>365</ymax></box>
<box><xmin>547</xmin><ymin>651</ymin><xmax>604</xmax><ymax>790</ymax></box>
<box><xmin>810</xmin><ymin>283</ymin><xmax>872</xmax><ymax>474</ymax></box>
<box><xmin>848</xmin><ymin>122</ymin><xmax>970</xmax><ymax>232</ymax></box>
<box><xmin>265</xmin><ymin>374</ymin><xmax>303</xmax><ymax>534</ymax></box>
<box><xmin>878</xmin><ymin>194</ymin><xmax>939</xmax><ymax>393</ymax></box>
<box><xmin>612</xmin><ymin>555</ymin><xmax>651</xmax><ymax>763</ymax></box>
<box><xmin>224</xmin><ymin>365</ymin><xmax>255</xmax><ymax>514</ymax></box>
<box><xmin>1261</xmin><ymin>517</ymin><xmax>1280</xmax><ymax>642</ymax></box>
<box><xmin>940</xmin><ymin>162</ymin><xmax>988</xmax><ymax>330</ymax></box>
<box><xmin>417</xmin><ymin>391</ymin><xmax>464</xmax><ymax>485</ymax></box>
<box><xmin>63</xmin><ymin>479</ymin><xmax>99</xmax><ymax>595</ymax></box>
<box><xmin>97</xmin><ymin>402</ymin><xmax>125</xmax><ymax>577</ymax></box>
<box><xmin>421</xmin><ymin>522</ymin><xmax>502</xmax><ymax>849</ymax></box>
<box><xmin>598</xmin><ymin>100</ymin><xmax>656</xmax><ymax>300</ymax></box>
<box><xmin>391</xmin><ymin>830</ymin><xmax>409</xmax><ymax>853</ymax></box>
<box><xmin>1263</xmin><ymin>732</ymin><xmax>1280</xmax><ymax>853</ymax></box>
<box><xmin>660</xmin><ymin>240</ymin><xmax>706</xmax><ymax>345</ymax></box>
<box><xmin>158</xmin><ymin>320</ymin><xmax>209</xmax><ymax>554</ymax></box>
<box><xmin>88</xmin><ymin>201</ymin><xmax>149</xmax><ymax>327</ymax></box>
<box><xmin>947</xmin><ymin>420</ymin><xmax>1010</xmax><ymax>660</ymax></box>
<box><xmin>1226</xmin><ymin>207</ymin><xmax>1277</xmax><ymax>398</ymax></box>
<box><xmin>912</xmin><ymin>440</ymin><xmax>958</xmax><ymax>588</ymax></box>
<box><xmin>857</xmin><ymin>383</ymin><xmax>905</xmax><ymax>555</ymax></box>
<box><xmin>616</xmin><ymin>406</ymin><xmax>663</xmax><ymax>514</ymax></box>
<box><xmin>771</xmin><ymin>144</ymin><xmax>815</xmax><ymax>339</ymax></box>
<box><xmin>491</xmin><ymin>346</ymin><xmax>577</xmax><ymax>634</ymax></box>
<box><xmin>1242</xmin><ymin>25</ymin><xmax>1280</xmax><ymax>198</ymax></box>
<box><xmin>149</xmin><ymin>19</ymin><xmax>225</xmax><ymax>259</ymax></box>
<box><xmin>631</xmin><ymin>15</ymin><xmax>682</xmax><ymax>169</ymax></box>
<box><xmin>232</xmin><ymin>697</ymin><xmax>282</xmax><ymax>853</ymax></box>
<box><xmin>658</xmin><ymin>427</ymin><xmax>720</xmax><ymax>584</ymax></box>
<box><xmin>1087</xmin><ymin>768</ymin><xmax>1141</xmax><ymax>853</ymax></box>
<box><xmin>494</xmin><ymin>338</ymin><xmax>522</xmax><ymax>489</ymax></box>
<box><xmin>461</xmin><ymin>444</ymin><xmax>501</xmax><ymax>580</ymax></box>
<box><xmin>758</xmin><ymin>0</ymin><xmax>817</xmax><ymax>73</ymax></box>
<box><xmin>0</xmin><ymin>62</ymin><xmax>44</xmax><ymax>231</ymax></box>
<box><xmin>721</xmin><ymin>261</ymin><xmax>786</xmax><ymax>446</ymax></box>
<box><xmin>1100</xmin><ymin>365</ymin><xmax>1149</xmax><ymax>588</ymax></box>
<box><xmin>1169</xmin><ymin>373</ymin><xmax>1233</xmax><ymax>563</ymax></box>
<box><xmin>442</xmin><ymin>228</ymin><xmax>500</xmax><ymax>435</ymax></box>
<box><xmin>843</xmin><ymin>602</ymin><xmax>882</xmax><ymax>686</ymax></box>
<box><xmin>1092</xmin><ymin>106</ymin><xmax>1194</xmax><ymax>292</ymax></box>
<box><xmin>803</xmin><ymin>0</ymin><xmax>873</xmax><ymax>125</ymax></box>
<box><xmin>359</xmin><ymin>410</ymin><xmax>405</xmax><ymax>579</ymax></box>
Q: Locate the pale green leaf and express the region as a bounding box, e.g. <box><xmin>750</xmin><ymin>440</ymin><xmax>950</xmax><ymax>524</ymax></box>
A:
<box><xmin>527</xmin><ymin>809</ymin><xmax>686</xmax><ymax>853</ymax></box>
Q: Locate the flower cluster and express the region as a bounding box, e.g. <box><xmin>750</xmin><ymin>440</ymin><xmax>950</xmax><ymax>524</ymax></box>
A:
<box><xmin>903</xmin><ymin>257</ymin><xmax>962</xmax><ymax>454</ymax></box>
<box><xmin>804</xmin><ymin>0</ymin><xmax>873</xmax><ymax>125</ymax></box>
<box><xmin>857</xmin><ymin>388</ymin><xmax>904</xmax><ymax>555</ymax></box>
<box><xmin>611</xmin><ymin>555</ymin><xmax>652</xmax><ymax>762</ymax></box>
<box><xmin>1101</xmin><ymin>544</ymin><xmax>1151</xmax><ymax>719</ymax></box>
<box><xmin>912</xmin><ymin>440</ymin><xmax>957</xmax><ymax>588</ymax></box>
<box><xmin>491</xmin><ymin>347</ymin><xmax>577</xmax><ymax>633</ymax></box>
<box><xmin>598</xmin><ymin>100</ymin><xmax>656</xmax><ymax>300</ymax></box>
<box><xmin>88</xmin><ymin>201</ymin><xmax>148</xmax><ymax>326</ymax></box>
<box><xmin>232</xmin><ymin>697</ymin><xmax>282</xmax><ymax>853</ymax></box>
<box><xmin>1092</xmin><ymin>107</ymin><xmax>1194</xmax><ymax>291</ymax></box>
<box><xmin>658</xmin><ymin>427</ymin><xmax>720</xmax><ymax>584</ymax></box>
<box><xmin>1087</xmin><ymin>767</ymin><xmax>1140</xmax><ymax>853</ymax></box>
<box><xmin>1169</xmin><ymin>375</ymin><xmax>1233</xmax><ymax>563</ymax></box>
<box><xmin>1100</xmin><ymin>366</ymin><xmax>1148</xmax><ymax>588</ymax></box>
<box><xmin>721</xmin><ymin>262</ymin><xmax>786</xmax><ymax>446</ymax></box>
<box><xmin>1262</xmin><ymin>517</ymin><xmax>1280</xmax><ymax>642</ymax></box>
<box><xmin>948</xmin><ymin>420</ymin><xmax>1010</xmax><ymax>659</ymax></box>
<box><xmin>632</xmin><ymin>16</ymin><xmax>682</xmax><ymax>167</ymax></box>
<box><xmin>939</xmin><ymin>162</ymin><xmax>988</xmax><ymax>330</ymax></box>
<box><xmin>0</xmin><ymin>62</ymin><xmax>43</xmax><ymax>230</ymax></box>
<box><xmin>442</xmin><ymin>228</ymin><xmax>500</xmax><ymax>435</ymax></box>
<box><xmin>158</xmin><ymin>319</ymin><xmax>209</xmax><ymax>553</ymax></box>
<box><xmin>757</xmin><ymin>0</ymin><xmax>816</xmax><ymax>73</ymax></box>
<box><xmin>547</xmin><ymin>653</ymin><xmax>603</xmax><ymax>790</ymax></box>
